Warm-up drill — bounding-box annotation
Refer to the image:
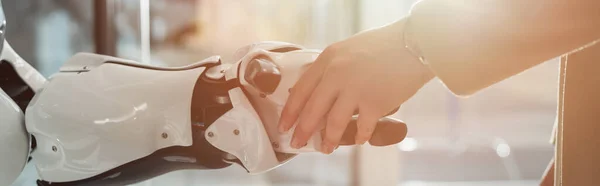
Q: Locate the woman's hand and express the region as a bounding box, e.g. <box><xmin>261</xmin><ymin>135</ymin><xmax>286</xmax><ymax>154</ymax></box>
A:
<box><xmin>277</xmin><ymin>18</ymin><xmax>435</xmax><ymax>154</ymax></box>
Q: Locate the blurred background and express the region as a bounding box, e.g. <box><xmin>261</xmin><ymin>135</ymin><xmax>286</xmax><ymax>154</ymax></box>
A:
<box><xmin>7</xmin><ymin>0</ymin><xmax>557</xmax><ymax>185</ymax></box>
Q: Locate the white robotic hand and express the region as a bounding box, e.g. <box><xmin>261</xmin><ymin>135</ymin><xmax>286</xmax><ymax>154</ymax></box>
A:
<box><xmin>0</xmin><ymin>1</ymin><xmax>403</xmax><ymax>185</ymax></box>
<box><xmin>2</xmin><ymin>40</ymin><xmax>407</xmax><ymax>186</ymax></box>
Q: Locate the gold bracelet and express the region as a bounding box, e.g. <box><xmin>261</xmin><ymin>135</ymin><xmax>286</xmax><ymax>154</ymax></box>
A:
<box><xmin>403</xmin><ymin>14</ymin><xmax>435</xmax><ymax>85</ymax></box>
<box><xmin>403</xmin><ymin>16</ymin><xmax>428</xmax><ymax>65</ymax></box>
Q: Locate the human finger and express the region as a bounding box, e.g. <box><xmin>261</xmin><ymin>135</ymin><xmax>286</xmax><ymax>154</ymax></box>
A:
<box><xmin>290</xmin><ymin>78</ymin><xmax>338</xmax><ymax>149</ymax></box>
<box><xmin>354</xmin><ymin>110</ymin><xmax>380</xmax><ymax>145</ymax></box>
<box><xmin>321</xmin><ymin>92</ymin><xmax>357</xmax><ymax>154</ymax></box>
<box><xmin>278</xmin><ymin>59</ymin><xmax>328</xmax><ymax>133</ymax></box>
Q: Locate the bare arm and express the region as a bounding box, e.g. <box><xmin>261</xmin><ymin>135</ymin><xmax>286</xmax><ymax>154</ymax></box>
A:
<box><xmin>278</xmin><ymin>0</ymin><xmax>600</xmax><ymax>153</ymax></box>
<box><xmin>407</xmin><ymin>0</ymin><xmax>600</xmax><ymax>96</ymax></box>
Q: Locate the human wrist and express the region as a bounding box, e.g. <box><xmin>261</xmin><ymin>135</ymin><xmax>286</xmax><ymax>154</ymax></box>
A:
<box><xmin>369</xmin><ymin>15</ymin><xmax>435</xmax><ymax>86</ymax></box>
<box><xmin>400</xmin><ymin>16</ymin><xmax>435</xmax><ymax>85</ymax></box>
<box><xmin>403</xmin><ymin>0</ymin><xmax>428</xmax><ymax>64</ymax></box>
<box><xmin>403</xmin><ymin>18</ymin><xmax>427</xmax><ymax>66</ymax></box>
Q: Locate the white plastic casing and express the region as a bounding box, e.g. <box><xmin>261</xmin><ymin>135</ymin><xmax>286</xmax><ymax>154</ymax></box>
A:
<box><xmin>0</xmin><ymin>89</ymin><xmax>29</xmax><ymax>186</ymax></box>
<box><xmin>0</xmin><ymin>42</ymin><xmax>46</xmax><ymax>186</ymax></box>
<box><xmin>1</xmin><ymin>42</ymin><xmax>47</xmax><ymax>92</ymax></box>
<box><xmin>25</xmin><ymin>54</ymin><xmax>215</xmax><ymax>182</ymax></box>
<box><xmin>23</xmin><ymin>41</ymin><xmax>328</xmax><ymax>182</ymax></box>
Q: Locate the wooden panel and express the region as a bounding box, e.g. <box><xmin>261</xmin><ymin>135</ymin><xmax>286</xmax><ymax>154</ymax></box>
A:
<box><xmin>556</xmin><ymin>43</ymin><xmax>600</xmax><ymax>186</ymax></box>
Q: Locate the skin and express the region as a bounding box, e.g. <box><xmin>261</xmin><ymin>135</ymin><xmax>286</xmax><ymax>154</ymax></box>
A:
<box><xmin>278</xmin><ymin>19</ymin><xmax>434</xmax><ymax>154</ymax></box>
<box><xmin>278</xmin><ymin>0</ymin><xmax>600</xmax><ymax>156</ymax></box>
<box><xmin>279</xmin><ymin>0</ymin><xmax>600</xmax><ymax>154</ymax></box>
<box><xmin>276</xmin><ymin>1</ymin><xmax>599</xmax><ymax>185</ymax></box>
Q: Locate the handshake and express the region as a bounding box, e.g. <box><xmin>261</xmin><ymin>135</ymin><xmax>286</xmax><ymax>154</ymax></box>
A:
<box><xmin>5</xmin><ymin>41</ymin><xmax>408</xmax><ymax>186</ymax></box>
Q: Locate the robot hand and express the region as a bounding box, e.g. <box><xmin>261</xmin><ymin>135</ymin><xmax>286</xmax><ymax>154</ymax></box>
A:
<box><xmin>4</xmin><ymin>41</ymin><xmax>407</xmax><ymax>186</ymax></box>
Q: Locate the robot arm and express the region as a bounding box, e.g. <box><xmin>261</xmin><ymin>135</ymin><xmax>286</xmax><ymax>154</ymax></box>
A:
<box><xmin>19</xmin><ymin>41</ymin><xmax>408</xmax><ymax>186</ymax></box>
<box><xmin>0</xmin><ymin>1</ymin><xmax>408</xmax><ymax>185</ymax></box>
<box><xmin>0</xmin><ymin>38</ymin><xmax>408</xmax><ymax>186</ymax></box>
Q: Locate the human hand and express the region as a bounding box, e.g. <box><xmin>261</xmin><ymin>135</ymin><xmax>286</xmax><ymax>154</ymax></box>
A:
<box><xmin>278</xmin><ymin>18</ymin><xmax>435</xmax><ymax>154</ymax></box>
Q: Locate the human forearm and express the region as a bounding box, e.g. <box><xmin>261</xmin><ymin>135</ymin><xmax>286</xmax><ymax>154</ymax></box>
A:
<box><xmin>405</xmin><ymin>0</ymin><xmax>600</xmax><ymax>96</ymax></box>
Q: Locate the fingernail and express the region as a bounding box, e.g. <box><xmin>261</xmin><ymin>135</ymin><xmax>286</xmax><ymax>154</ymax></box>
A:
<box><xmin>278</xmin><ymin>124</ymin><xmax>288</xmax><ymax>133</ymax></box>
<box><xmin>291</xmin><ymin>138</ymin><xmax>298</xmax><ymax>149</ymax></box>
<box><xmin>355</xmin><ymin>136</ymin><xmax>367</xmax><ymax>145</ymax></box>
<box><xmin>321</xmin><ymin>142</ymin><xmax>334</xmax><ymax>154</ymax></box>
<box><xmin>291</xmin><ymin>137</ymin><xmax>301</xmax><ymax>149</ymax></box>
